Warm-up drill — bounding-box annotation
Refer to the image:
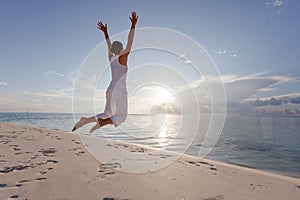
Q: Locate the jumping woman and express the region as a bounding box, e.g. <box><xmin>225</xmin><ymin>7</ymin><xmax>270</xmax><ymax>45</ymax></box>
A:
<box><xmin>72</xmin><ymin>11</ymin><xmax>138</xmax><ymax>133</ymax></box>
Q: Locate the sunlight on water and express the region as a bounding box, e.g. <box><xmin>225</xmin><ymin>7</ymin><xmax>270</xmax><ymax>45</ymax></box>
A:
<box><xmin>1</xmin><ymin>112</ymin><xmax>300</xmax><ymax>177</ymax></box>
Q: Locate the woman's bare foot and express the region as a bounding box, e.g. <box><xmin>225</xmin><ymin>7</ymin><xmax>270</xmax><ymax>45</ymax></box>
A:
<box><xmin>89</xmin><ymin>118</ymin><xmax>103</xmax><ymax>134</ymax></box>
<box><xmin>72</xmin><ymin>117</ymin><xmax>88</xmax><ymax>132</ymax></box>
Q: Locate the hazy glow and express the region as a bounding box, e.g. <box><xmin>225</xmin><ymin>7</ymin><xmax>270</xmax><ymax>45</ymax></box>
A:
<box><xmin>154</xmin><ymin>87</ymin><xmax>174</xmax><ymax>104</ymax></box>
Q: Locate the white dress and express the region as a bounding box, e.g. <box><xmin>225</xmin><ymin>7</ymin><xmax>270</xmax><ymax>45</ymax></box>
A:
<box><xmin>96</xmin><ymin>55</ymin><xmax>128</xmax><ymax>127</ymax></box>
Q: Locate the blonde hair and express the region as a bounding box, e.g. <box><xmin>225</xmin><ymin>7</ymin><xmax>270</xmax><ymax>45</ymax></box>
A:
<box><xmin>110</xmin><ymin>41</ymin><xmax>123</xmax><ymax>55</ymax></box>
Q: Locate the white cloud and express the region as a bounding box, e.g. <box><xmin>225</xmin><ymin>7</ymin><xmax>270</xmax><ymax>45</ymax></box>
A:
<box><xmin>69</xmin><ymin>71</ymin><xmax>99</xmax><ymax>91</ymax></box>
<box><xmin>230</xmin><ymin>50</ymin><xmax>238</xmax><ymax>58</ymax></box>
<box><xmin>266</xmin><ymin>0</ymin><xmax>287</xmax><ymax>15</ymax></box>
<box><xmin>247</xmin><ymin>92</ymin><xmax>300</xmax><ymax>102</ymax></box>
<box><xmin>16</xmin><ymin>87</ymin><xmax>74</xmax><ymax>99</ymax></box>
<box><xmin>218</xmin><ymin>49</ymin><xmax>238</xmax><ymax>58</ymax></box>
<box><xmin>45</xmin><ymin>71</ymin><xmax>65</xmax><ymax>77</ymax></box>
<box><xmin>221</xmin><ymin>73</ymin><xmax>296</xmax><ymax>103</ymax></box>
<box><xmin>9</xmin><ymin>87</ymin><xmax>75</xmax><ymax>112</ymax></box>
<box><xmin>66</xmin><ymin>70</ymin><xmax>78</xmax><ymax>84</ymax></box>
<box><xmin>2</xmin><ymin>70</ymin><xmax>298</xmax><ymax>115</ymax></box>
<box><xmin>218</xmin><ymin>50</ymin><xmax>227</xmax><ymax>55</ymax></box>
<box><xmin>266</xmin><ymin>0</ymin><xmax>284</xmax><ymax>7</ymax></box>
<box><xmin>36</xmin><ymin>87</ymin><xmax>74</xmax><ymax>98</ymax></box>
<box><xmin>230</xmin><ymin>93</ymin><xmax>300</xmax><ymax>115</ymax></box>
<box><xmin>0</xmin><ymin>81</ymin><xmax>8</xmax><ymax>86</ymax></box>
<box><xmin>165</xmin><ymin>72</ymin><xmax>298</xmax><ymax>114</ymax></box>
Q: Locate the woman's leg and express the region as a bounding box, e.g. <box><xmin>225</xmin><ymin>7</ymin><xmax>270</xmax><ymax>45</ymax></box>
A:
<box><xmin>89</xmin><ymin>93</ymin><xmax>126</xmax><ymax>134</ymax></box>
<box><xmin>72</xmin><ymin>116</ymin><xmax>97</xmax><ymax>132</ymax></box>
<box><xmin>111</xmin><ymin>91</ymin><xmax>128</xmax><ymax>126</ymax></box>
<box><xmin>73</xmin><ymin>86</ymin><xmax>114</xmax><ymax>132</ymax></box>
<box><xmin>96</xmin><ymin>88</ymin><xmax>114</xmax><ymax>120</ymax></box>
<box><xmin>102</xmin><ymin>118</ymin><xmax>113</xmax><ymax>126</ymax></box>
<box><xmin>89</xmin><ymin>118</ymin><xmax>113</xmax><ymax>133</ymax></box>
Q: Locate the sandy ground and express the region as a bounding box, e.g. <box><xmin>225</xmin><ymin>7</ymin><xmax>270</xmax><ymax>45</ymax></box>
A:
<box><xmin>0</xmin><ymin>123</ymin><xmax>299</xmax><ymax>200</ymax></box>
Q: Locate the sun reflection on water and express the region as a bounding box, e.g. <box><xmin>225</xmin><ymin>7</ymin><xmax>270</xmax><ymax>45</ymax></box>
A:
<box><xmin>157</xmin><ymin>114</ymin><xmax>181</xmax><ymax>149</ymax></box>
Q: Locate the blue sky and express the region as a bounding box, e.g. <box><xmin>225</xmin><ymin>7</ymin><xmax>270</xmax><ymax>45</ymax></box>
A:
<box><xmin>0</xmin><ymin>0</ymin><xmax>300</xmax><ymax>115</ymax></box>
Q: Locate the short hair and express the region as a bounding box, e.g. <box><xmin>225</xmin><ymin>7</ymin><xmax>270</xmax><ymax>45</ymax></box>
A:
<box><xmin>111</xmin><ymin>41</ymin><xmax>123</xmax><ymax>55</ymax></box>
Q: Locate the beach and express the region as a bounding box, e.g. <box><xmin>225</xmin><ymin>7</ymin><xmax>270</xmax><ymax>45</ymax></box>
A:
<box><xmin>0</xmin><ymin>123</ymin><xmax>299</xmax><ymax>200</ymax></box>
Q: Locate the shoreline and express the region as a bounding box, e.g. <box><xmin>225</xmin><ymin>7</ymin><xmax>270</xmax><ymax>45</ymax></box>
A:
<box><xmin>2</xmin><ymin>121</ymin><xmax>299</xmax><ymax>179</ymax></box>
<box><xmin>1</xmin><ymin>123</ymin><xmax>300</xmax><ymax>199</ymax></box>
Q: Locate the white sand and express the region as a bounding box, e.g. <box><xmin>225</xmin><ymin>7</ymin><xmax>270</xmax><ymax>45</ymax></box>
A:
<box><xmin>0</xmin><ymin>123</ymin><xmax>299</xmax><ymax>200</ymax></box>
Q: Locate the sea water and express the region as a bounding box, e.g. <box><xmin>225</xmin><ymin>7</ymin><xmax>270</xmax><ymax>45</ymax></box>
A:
<box><xmin>0</xmin><ymin>112</ymin><xmax>299</xmax><ymax>177</ymax></box>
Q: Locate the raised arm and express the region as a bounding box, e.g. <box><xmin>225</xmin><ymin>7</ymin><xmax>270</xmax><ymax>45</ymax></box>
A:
<box><xmin>124</xmin><ymin>11</ymin><xmax>138</xmax><ymax>54</ymax></box>
<box><xmin>97</xmin><ymin>21</ymin><xmax>112</xmax><ymax>55</ymax></box>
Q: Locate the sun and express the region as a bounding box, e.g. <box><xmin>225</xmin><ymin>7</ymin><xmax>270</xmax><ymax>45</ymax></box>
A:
<box><xmin>154</xmin><ymin>87</ymin><xmax>175</xmax><ymax>104</ymax></box>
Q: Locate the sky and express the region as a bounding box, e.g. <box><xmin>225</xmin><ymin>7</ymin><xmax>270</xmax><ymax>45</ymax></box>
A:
<box><xmin>0</xmin><ymin>0</ymin><xmax>300</xmax><ymax>115</ymax></box>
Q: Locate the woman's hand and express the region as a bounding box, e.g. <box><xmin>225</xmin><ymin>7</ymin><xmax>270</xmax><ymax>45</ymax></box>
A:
<box><xmin>97</xmin><ymin>21</ymin><xmax>111</xmax><ymax>50</ymax></box>
<box><xmin>130</xmin><ymin>11</ymin><xmax>138</xmax><ymax>26</ymax></box>
<box><xmin>97</xmin><ymin>21</ymin><xmax>107</xmax><ymax>33</ymax></box>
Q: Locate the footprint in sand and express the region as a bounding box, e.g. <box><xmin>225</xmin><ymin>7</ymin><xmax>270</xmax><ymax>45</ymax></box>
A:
<box><xmin>36</xmin><ymin>177</ymin><xmax>47</xmax><ymax>181</ymax></box>
<box><xmin>23</xmin><ymin>136</ymin><xmax>36</xmax><ymax>141</ymax></box>
<box><xmin>210</xmin><ymin>167</ymin><xmax>217</xmax><ymax>171</ymax></box>
<box><xmin>203</xmin><ymin>195</ymin><xmax>224</xmax><ymax>200</ymax></box>
<box><xmin>0</xmin><ymin>138</ymin><xmax>12</xmax><ymax>144</ymax></box>
<box><xmin>46</xmin><ymin>159</ymin><xmax>59</xmax><ymax>164</ymax></box>
<box><xmin>68</xmin><ymin>147</ymin><xmax>85</xmax><ymax>155</ymax></box>
<box><xmin>10</xmin><ymin>134</ymin><xmax>18</xmax><ymax>139</ymax></box>
<box><xmin>199</xmin><ymin>161</ymin><xmax>214</xmax><ymax>166</ymax></box>
<box><xmin>39</xmin><ymin>171</ymin><xmax>47</xmax><ymax>175</ymax></box>
<box><xmin>0</xmin><ymin>183</ymin><xmax>22</xmax><ymax>189</ymax></box>
<box><xmin>18</xmin><ymin>176</ymin><xmax>47</xmax><ymax>185</ymax></box>
<box><xmin>12</xmin><ymin>147</ymin><xmax>21</xmax><ymax>151</ymax></box>
<box><xmin>36</xmin><ymin>159</ymin><xmax>59</xmax><ymax>167</ymax></box>
<box><xmin>9</xmin><ymin>144</ymin><xmax>19</xmax><ymax>147</ymax></box>
<box><xmin>0</xmin><ymin>167</ymin><xmax>47</xmax><ymax>195</ymax></box>
<box><xmin>98</xmin><ymin>162</ymin><xmax>122</xmax><ymax>178</ymax></box>
<box><xmin>185</xmin><ymin>160</ymin><xmax>218</xmax><ymax>174</ymax></box>
<box><xmin>177</xmin><ymin>160</ymin><xmax>184</xmax><ymax>164</ymax></box>
<box><xmin>0</xmin><ymin>164</ymin><xmax>33</xmax><ymax>173</ymax></box>
<box><xmin>113</xmin><ymin>143</ymin><xmax>149</xmax><ymax>153</ymax></box>
<box><xmin>3</xmin><ymin>177</ymin><xmax>49</xmax><ymax>191</ymax></box>
<box><xmin>54</xmin><ymin>135</ymin><xmax>62</xmax><ymax>140</ymax></box>
<box><xmin>39</xmin><ymin>147</ymin><xmax>56</xmax><ymax>157</ymax></box>
<box><xmin>250</xmin><ymin>183</ymin><xmax>263</xmax><ymax>191</ymax></box>
<box><xmin>186</xmin><ymin>160</ymin><xmax>214</xmax><ymax>167</ymax></box>
<box><xmin>9</xmin><ymin>195</ymin><xmax>19</xmax><ymax>199</ymax></box>
<box><xmin>19</xmin><ymin>179</ymin><xmax>30</xmax><ymax>183</ymax></box>
<box><xmin>71</xmin><ymin>139</ymin><xmax>81</xmax><ymax>145</ymax></box>
<box><xmin>106</xmin><ymin>143</ymin><xmax>119</xmax><ymax>149</ymax></box>
<box><xmin>74</xmin><ymin>151</ymin><xmax>85</xmax><ymax>156</ymax></box>
<box><xmin>148</xmin><ymin>153</ymin><xmax>172</xmax><ymax>159</ymax></box>
<box><xmin>30</xmin><ymin>154</ymin><xmax>39</xmax><ymax>160</ymax></box>
<box><xmin>14</xmin><ymin>151</ymin><xmax>32</xmax><ymax>156</ymax></box>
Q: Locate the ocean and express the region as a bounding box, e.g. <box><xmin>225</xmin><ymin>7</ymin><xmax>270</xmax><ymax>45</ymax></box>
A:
<box><xmin>0</xmin><ymin>112</ymin><xmax>299</xmax><ymax>177</ymax></box>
